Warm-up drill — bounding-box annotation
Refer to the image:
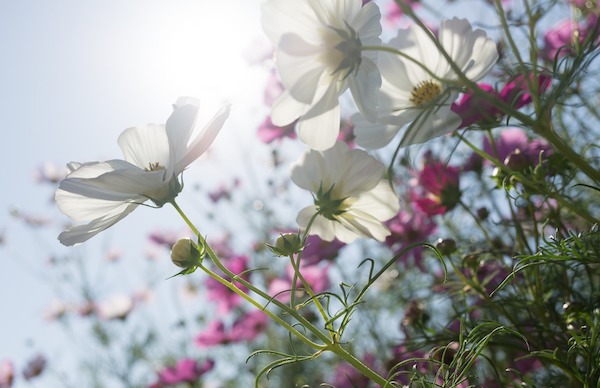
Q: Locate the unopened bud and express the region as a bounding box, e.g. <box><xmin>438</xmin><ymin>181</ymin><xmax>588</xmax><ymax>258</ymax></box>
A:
<box><xmin>436</xmin><ymin>238</ymin><xmax>457</xmax><ymax>255</ymax></box>
<box><xmin>268</xmin><ymin>233</ymin><xmax>304</xmax><ymax>257</ymax></box>
<box><xmin>171</xmin><ymin>238</ymin><xmax>203</xmax><ymax>268</ymax></box>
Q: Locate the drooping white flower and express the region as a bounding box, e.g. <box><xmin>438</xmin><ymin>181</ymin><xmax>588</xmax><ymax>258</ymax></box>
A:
<box><xmin>353</xmin><ymin>18</ymin><xmax>498</xmax><ymax>149</ymax></box>
<box><xmin>290</xmin><ymin>141</ymin><xmax>399</xmax><ymax>243</ymax></box>
<box><xmin>262</xmin><ymin>0</ymin><xmax>382</xmax><ymax>150</ymax></box>
<box><xmin>55</xmin><ymin>98</ymin><xmax>230</xmax><ymax>246</ymax></box>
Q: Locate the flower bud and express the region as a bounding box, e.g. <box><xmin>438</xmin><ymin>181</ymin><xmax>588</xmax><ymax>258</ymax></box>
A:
<box><xmin>436</xmin><ymin>238</ymin><xmax>457</xmax><ymax>255</ymax></box>
<box><xmin>171</xmin><ymin>238</ymin><xmax>203</xmax><ymax>268</ymax></box>
<box><xmin>268</xmin><ymin>233</ymin><xmax>304</xmax><ymax>257</ymax></box>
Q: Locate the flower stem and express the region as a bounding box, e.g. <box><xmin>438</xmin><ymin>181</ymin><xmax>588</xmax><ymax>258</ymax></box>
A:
<box><xmin>169</xmin><ymin>200</ymin><xmax>330</xmax><ymax>344</ymax></box>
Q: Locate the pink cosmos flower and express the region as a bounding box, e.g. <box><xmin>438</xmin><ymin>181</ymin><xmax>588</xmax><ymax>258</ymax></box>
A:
<box><xmin>150</xmin><ymin>358</ymin><xmax>214</xmax><ymax>387</ymax></box>
<box><xmin>205</xmin><ymin>255</ymin><xmax>249</xmax><ymax>314</ymax></box>
<box><xmin>194</xmin><ymin>311</ymin><xmax>268</xmax><ymax>347</ymax></box>
<box><xmin>452</xmin><ymin>75</ymin><xmax>552</xmax><ymax>129</ymax></box>
<box><xmin>257</xmin><ymin>116</ymin><xmax>297</xmax><ymax>143</ymax></box>
<box><xmin>0</xmin><ymin>360</ymin><xmax>14</xmax><ymax>388</ymax></box>
<box><xmin>268</xmin><ymin>263</ymin><xmax>330</xmax><ymax>303</ymax></box>
<box><xmin>208</xmin><ymin>178</ymin><xmax>241</xmax><ymax>203</ymax></box>
<box><xmin>333</xmin><ymin>353</ymin><xmax>380</xmax><ymax>388</ymax></box>
<box><xmin>384</xmin><ymin>0</ymin><xmax>420</xmax><ymax>27</ymax></box>
<box><xmin>411</xmin><ymin>160</ymin><xmax>461</xmax><ymax>216</ymax></box>
<box><xmin>301</xmin><ymin>235</ymin><xmax>345</xmax><ymax>265</ymax></box>
<box><xmin>482</xmin><ymin>127</ymin><xmax>552</xmax><ymax>167</ymax></box>
<box><xmin>385</xmin><ymin>209</ymin><xmax>438</xmax><ymax>270</ymax></box>
<box><xmin>543</xmin><ymin>16</ymin><xmax>599</xmax><ymax>61</ymax></box>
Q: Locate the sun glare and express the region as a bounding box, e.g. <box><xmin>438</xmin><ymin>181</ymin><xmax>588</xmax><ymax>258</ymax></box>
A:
<box><xmin>135</xmin><ymin>1</ymin><xmax>266</xmax><ymax>107</ymax></box>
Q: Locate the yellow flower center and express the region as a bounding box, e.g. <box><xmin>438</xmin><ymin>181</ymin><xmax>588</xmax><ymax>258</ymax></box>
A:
<box><xmin>410</xmin><ymin>80</ymin><xmax>442</xmax><ymax>107</ymax></box>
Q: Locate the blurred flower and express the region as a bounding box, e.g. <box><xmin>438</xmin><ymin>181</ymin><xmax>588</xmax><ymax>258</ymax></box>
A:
<box><xmin>268</xmin><ymin>263</ymin><xmax>330</xmax><ymax>302</ymax></box>
<box><xmin>205</xmin><ymin>255</ymin><xmax>249</xmax><ymax>314</ymax></box>
<box><xmin>44</xmin><ymin>299</ymin><xmax>70</xmax><ymax>321</ymax></box>
<box><xmin>10</xmin><ymin>208</ymin><xmax>51</xmax><ymax>227</ymax></box>
<box><xmin>483</xmin><ymin>127</ymin><xmax>552</xmax><ymax>169</ymax></box>
<box><xmin>257</xmin><ymin>116</ymin><xmax>297</xmax><ymax>144</ymax></box>
<box><xmin>354</xmin><ymin>18</ymin><xmax>498</xmax><ymax>148</ymax></box>
<box><xmin>195</xmin><ymin>311</ymin><xmax>268</xmax><ymax>347</ymax></box>
<box><xmin>411</xmin><ymin>159</ymin><xmax>461</xmax><ymax>216</ymax></box>
<box><xmin>291</xmin><ymin>141</ymin><xmax>399</xmax><ymax>243</ymax></box>
<box><xmin>34</xmin><ymin>162</ymin><xmax>66</xmax><ymax>185</ymax></box>
<box><xmin>150</xmin><ymin>358</ymin><xmax>214</xmax><ymax>387</ymax></box>
<box><xmin>229</xmin><ymin>310</ymin><xmax>269</xmax><ymax>342</ymax></box>
<box><xmin>55</xmin><ymin>97</ymin><xmax>230</xmax><ymax>246</ymax></box>
<box><xmin>96</xmin><ymin>294</ymin><xmax>134</xmax><ymax>321</ymax></box>
<box><xmin>385</xmin><ymin>208</ymin><xmax>437</xmax><ymax>269</ymax></box>
<box><xmin>208</xmin><ymin>178</ymin><xmax>241</xmax><ymax>203</ymax></box>
<box><xmin>384</xmin><ymin>0</ymin><xmax>420</xmax><ymax>27</ymax></box>
<box><xmin>452</xmin><ymin>74</ymin><xmax>551</xmax><ymax>129</ymax></box>
<box><xmin>22</xmin><ymin>354</ymin><xmax>46</xmax><ymax>381</ymax></box>
<box><xmin>104</xmin><ymin>246</ymin><xmax>122</xmax><ymax>262</ymax></box>
<box><xmin>301</xmin><ymin>235</ymin><xmax>345</xmax><ymax>265</ymax></box>
<box><xmin>333</xmin><ymin>353</ymin><xmax>380</xmax><ymax>388</ymax></box>
<box><xmin>262</xmin><ymin>0</ymin><xmax>382</xmax><ymax>150</ymax></box>
<box><xmin>0</xmin><ymin>360</ymin><xmax>14</xmax><ymax>388</ymax></box>
<box><xmin>148</xmin><ymin>229</ymin><xmax>183</xmax><ymax>249</ymax></box>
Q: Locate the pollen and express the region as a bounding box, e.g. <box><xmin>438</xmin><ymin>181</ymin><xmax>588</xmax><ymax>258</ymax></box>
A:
<box><xmin>410</xmin><ymin>80</ymin><xmax>442</xmax><ymax>107</ymax></box>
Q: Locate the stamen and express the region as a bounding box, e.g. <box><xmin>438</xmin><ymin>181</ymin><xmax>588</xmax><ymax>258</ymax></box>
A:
<box><xmin>410</xmin><ymin>80</ymin><xmax>442</xmax><ymax>107</ymax></box>
<box><xmin>144</xmin><ymin>162</ymin><xmax>164</xmax><ymax>172</ymax></box>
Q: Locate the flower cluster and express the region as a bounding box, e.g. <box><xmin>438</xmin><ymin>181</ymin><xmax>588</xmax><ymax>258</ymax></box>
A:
<box><xmin>43</xmin><ymin>0</ymin><xmax>600</xmax><ymax>387</ymax></box>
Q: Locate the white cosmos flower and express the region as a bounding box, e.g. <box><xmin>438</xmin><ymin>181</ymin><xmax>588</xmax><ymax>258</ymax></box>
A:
<box><xmin>290</xmin><ymin>141</ymin><xmax>399</xmax><ymax>243</ymax></box>
<box><xmin>55</xmin><ymin>97</ymin><xmax>230</xmax><ymax>246</ymax></box>
<box><xmin>353</xmin><ymin>18</ymin><xmax>498</xmax><ymax>149</ymax></box>
<box><xmin>262</xmin><ymin>0</ymin><xmax>382</xmax><ymax>151</ymax></box>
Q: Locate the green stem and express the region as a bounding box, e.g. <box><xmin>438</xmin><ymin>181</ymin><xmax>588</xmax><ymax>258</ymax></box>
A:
<box><xmin>169</xmin><ymin>200</ymin><xmax>330</xmax><ymax>343</ymax></box>
<box><xmin>329</xmin><ymin>343</ymin><xmax>388</xmax><ymax>386</ymax></box>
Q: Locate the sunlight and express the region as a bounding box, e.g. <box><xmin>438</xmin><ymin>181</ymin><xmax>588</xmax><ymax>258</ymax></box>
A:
<box><xmin>128</xmin><ymin>1</ymin><xmax>266</xmax><ymax>107</ymax></box>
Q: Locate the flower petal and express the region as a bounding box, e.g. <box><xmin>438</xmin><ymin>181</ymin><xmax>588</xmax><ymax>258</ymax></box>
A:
<box><xmin>58</xmin><ymin>202</ymin><xmax>139</xmax><ymax>246</ymax></box>
<box><xmin>271</xmin><ymin>90</ymin><xmax>306</xmax><ymax>127</ymax></box>
<box><xmin>296</xmin><ymin>83</ymin><xmax>341</xmax><ymax>150</ymax></box>
<box><xmin>118</xmin><ymin>124</ymin><xmax>169</xmax><ymax>170</ymax></box>
<box><xmin>348</xmin><ymin>56</ymin><xmax>381</xmax><ymax>122</ymax></box>
<box><xmin>175</xmin><ymin>103</ymin><xmax>231</xmax><ymax>173</ymax></box>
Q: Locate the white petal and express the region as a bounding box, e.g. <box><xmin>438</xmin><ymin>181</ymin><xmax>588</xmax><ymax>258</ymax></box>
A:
<box><xmin>333</xmin><ymin>147</ymin><xmax>384</xmax><ymax>196</ymax></box>
<box><xmin>290</xmin><ymin>149</ymin><xmax>326</xmax><ymax>193</ymax></box>
<box><xmin>297</xmin><ymin>207</ymin><xmax>338</xmax><ymax>242</ymax></box>
<box><xmin>166</xmin><ymin>100</ymin><xmax>200</xmax><ymax>175</ymax></box>
<box><xmin>400</xmin><ymin>108</ymin><xmax>461</xmax><ymax>146</ymax></box>
<box><xmin>118</xmin><ymin>124</ymin><xmax>169</xmax><ymax>170</ymax></box>
<box><xmin>271</xmin><ymin>91</ymin><xmax>305</xmax><ymax>127</ymax></box>
<box><xmin>353</xmin><ymin>181</ymin><xmax>400</xmax><ymax>220</ymax></box>
<box><xmin>276</xmin><ymin>39</ymin><xmax>326</xmax><ymax>104</ymax></box>
<box><xmin>348</xmin><ymin>57</ymin><xmax>381</xmax><ymax>122</ymax></box>
<box><xmin>297</xmin><ymin>84</ymin><xmax>341</xmax><ymax>150</ymax></box>
<box><xmin>337</xmin><ymin>209</ymin><xmax>391</xmax><ymax>242</ymax></box>
<box><xmin>58</xmin><ymin>203</ymin><xmax>139</xmax><ymax>246</ymax></box>
<box><xmin>352</xmin><ymin>113</ymin><xmax>401</xmax><ymax>149</ymax></box>
<box><xmin>353</xmin><ymin>1</ymin><xmax>382</xmax><ymax>39</ymax></box>
<box><xmin>175</xmin><ymin>104</ymin><xmax>230</xmax><ymax>173</ymax></box>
